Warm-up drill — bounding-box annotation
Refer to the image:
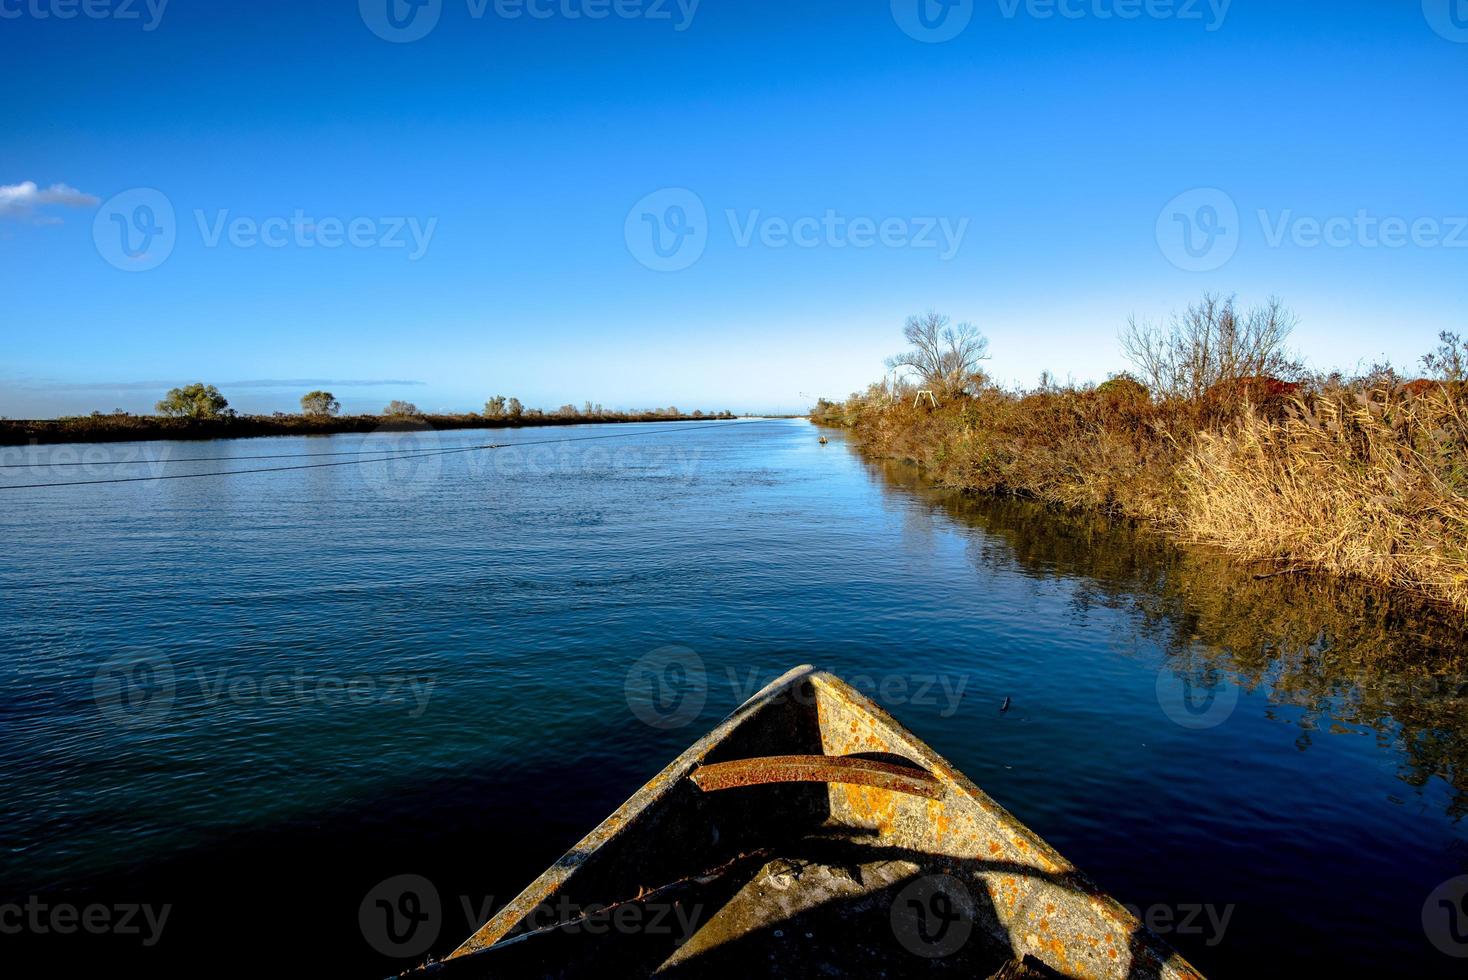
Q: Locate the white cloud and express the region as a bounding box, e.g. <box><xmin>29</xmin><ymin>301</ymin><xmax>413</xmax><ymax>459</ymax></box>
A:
<box><xmin>0</xmin><ymin>181</ymin><xmax>101</xmax><ymax>223</ymax></box>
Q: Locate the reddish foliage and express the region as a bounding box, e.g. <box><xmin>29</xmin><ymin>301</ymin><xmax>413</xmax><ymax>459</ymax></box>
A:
<box><xmin>1401</xmin><ymin>378</ymin><xmax>1442</xmax><ymax>398</ymax></box>
<box><xmin>1204</xmin><ymin>376</ymin><xmax>1300</xmax><ymax>408</ymax></box>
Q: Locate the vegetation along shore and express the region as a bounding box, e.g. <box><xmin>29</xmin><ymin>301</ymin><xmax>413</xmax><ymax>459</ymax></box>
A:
<box><xmin>813</xmin><ymin>295</ymin><xmax>1468</xmax><ymax>612</ymax></box>
<box><xmin>0</xmin><ymin>384</ymin><xmax>738</xmax><ymax>447</ymax></box>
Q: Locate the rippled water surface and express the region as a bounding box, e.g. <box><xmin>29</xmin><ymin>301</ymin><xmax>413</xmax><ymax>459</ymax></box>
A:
<box><xmin>3</xmin><ymin>418</ymin><xmax>1466</xmax><ymax>976</ymax></box>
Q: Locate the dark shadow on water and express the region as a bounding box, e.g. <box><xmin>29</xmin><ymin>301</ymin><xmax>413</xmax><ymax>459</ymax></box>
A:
<box><xmin>866</xmin><ymin>455</ymin><xmax>1468</xmax><ymax>821</ymax></box>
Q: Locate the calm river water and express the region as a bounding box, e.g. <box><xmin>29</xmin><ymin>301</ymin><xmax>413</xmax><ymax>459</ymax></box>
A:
<box><xmin>2</xmin><ymin>418</ymin><xmax>1466</xmax><ymax>976</ymax></box>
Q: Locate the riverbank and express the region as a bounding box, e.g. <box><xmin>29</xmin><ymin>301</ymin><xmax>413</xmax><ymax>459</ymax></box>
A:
<box><xmin>816</xmin><ymin>382</ymin><xmax>1468</xmax><ymax>613</ymax></box>
<box><xmin>0</xmin><ymin>410</ymin><xmax>738</xmax><ymax>447</ymax></box>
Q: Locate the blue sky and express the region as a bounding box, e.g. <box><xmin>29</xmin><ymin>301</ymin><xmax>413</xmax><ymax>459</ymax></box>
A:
<box><xmin>3</xmin><ymin>0</ymin><xmax>1466</xmax><ymax>416</ymax></box>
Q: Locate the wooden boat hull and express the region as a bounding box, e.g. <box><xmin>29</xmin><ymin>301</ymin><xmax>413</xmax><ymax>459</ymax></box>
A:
<box><xmin>420</xmin><ymin>666</ymin><xmax>1205</xmax><ymax>979</ymax></box>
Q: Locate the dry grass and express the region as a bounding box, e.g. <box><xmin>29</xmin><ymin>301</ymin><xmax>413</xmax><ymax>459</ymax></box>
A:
<box><xmin>1179</xmin><ymin>386</ymin><xmax>1468</xmax><ymax>609</ymax></box>
<box><xmin>821</xmin><ymin>381</ymin><xmax>1468</xmax><ymax>612</ymax></box>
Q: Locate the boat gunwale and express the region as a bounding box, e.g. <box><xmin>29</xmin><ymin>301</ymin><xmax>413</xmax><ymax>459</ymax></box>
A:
<box><xmin>444</xmin><ymin>665</ymin><xmax>1204</xmax><ymax>979</ymax></box>
<box><xmin>447</xmin><ymin>664</ymin><xmax>821</xmax><ymax>959</ymax></box>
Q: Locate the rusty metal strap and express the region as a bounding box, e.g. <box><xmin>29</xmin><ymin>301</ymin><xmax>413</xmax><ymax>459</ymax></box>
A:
<box><xmin>690</xmin><ymin>755</ymin><xmax>943</xmax><ymax>800</ymax></box>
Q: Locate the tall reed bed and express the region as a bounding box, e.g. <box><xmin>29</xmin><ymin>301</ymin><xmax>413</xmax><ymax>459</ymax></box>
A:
<box><xmin>1180</xmin><ymin>386</ymin><xmax>1468</xmax><ymax>607</ymax></box>
<box><xmin>818</xmin><ymin>309</ymin><xmax>1468</xmax><ymax>611</ymax></box>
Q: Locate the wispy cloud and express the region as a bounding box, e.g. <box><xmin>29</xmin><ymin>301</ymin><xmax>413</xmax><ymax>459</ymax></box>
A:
<box><xmin>0</xmin><ymin>181</ymin><xmax>100</xmax><ymax>224</ymax></box>
<box><xmin>14</xmin><ymin>378</ymin><xmax>427</xmax><ymax>392</ymax></box>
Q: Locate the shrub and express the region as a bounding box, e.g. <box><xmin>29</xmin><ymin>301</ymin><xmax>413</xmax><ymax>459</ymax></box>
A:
<box><xmin>300</xmin><ymin>390</ymin><xmax>341</xmax><ymax>417</ymax></box>
<box><xmin>156</xmin><ymin>383</ymin><xmax>230</xmax><ymax>419</ymax></box>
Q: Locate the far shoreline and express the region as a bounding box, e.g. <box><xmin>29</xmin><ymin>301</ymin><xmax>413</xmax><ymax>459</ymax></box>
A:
<box><xmin>0</xmin><ymin>411</ymin><xmax>774</xmax><ymax>448</ymax></box>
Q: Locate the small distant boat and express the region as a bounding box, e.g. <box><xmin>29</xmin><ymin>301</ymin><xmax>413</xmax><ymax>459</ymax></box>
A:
<box><xmin>818</xmin><ymin>436</ymin><xmax>829</xmax><ymax>445</ymax></box>
<box><xmin>410</xmin><ymin>667</ymin><xmax>1203</xmax><ymax>979</ymax></box>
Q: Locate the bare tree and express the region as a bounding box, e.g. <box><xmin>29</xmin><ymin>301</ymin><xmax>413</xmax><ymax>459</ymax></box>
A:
<box><xmin>1121</xmin><ymin>294</ymin><xmax>1299</xmax><ymax>402</ymax></box>
<box><xmin>887</xmin><ymin>312</ymin><xmax>990</xmax><ymax>399</ymax></box>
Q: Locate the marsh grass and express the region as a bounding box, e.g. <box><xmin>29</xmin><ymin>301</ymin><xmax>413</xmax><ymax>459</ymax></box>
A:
<box><xmin>1180</xmin><ymin>385</ymin><xmax>1468</xmax><ymax>608</ymax></box>
<box><xmin>821</xmin><ymin>380</ymin><xmax>1468</xmax><ymax>612</ymax></box>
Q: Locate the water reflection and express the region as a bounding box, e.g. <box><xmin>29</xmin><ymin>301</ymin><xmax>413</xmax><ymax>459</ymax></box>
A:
<box><xmin>868</xmin><ymin>456</ymin><xmax>1468</xmax><ymax>821</ymax></box>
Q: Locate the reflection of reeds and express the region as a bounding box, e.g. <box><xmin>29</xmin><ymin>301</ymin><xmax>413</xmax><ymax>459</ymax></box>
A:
<box><xmin>829</xmin><ymin>384</ymin><xmax>1468</xmax><ymax>612</ymax></box>
<box><xmin>872</xmin><ymin>458</ymin><xmax>1468</xmax><ymax>820</ymax></box>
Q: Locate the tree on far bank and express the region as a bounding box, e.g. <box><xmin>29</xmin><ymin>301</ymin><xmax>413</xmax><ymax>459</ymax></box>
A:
<box><xmin>383</xmin><ymin>400</ymin><xmax>421</xmax><ymax>416</ymax></box>
<box><xmin>1121</xmin><ymin>294</ymin><xmax>1299</xmax><ymax>402</ymax></box>
<box><xmin>485</xmin><ymin>395</ymin><xmax>507</xmax><ymax>417</ymax></box>
<box><xmin>887</xmin><ymin>312</ymin><xmax>990</xmax><ymax>400</ymax></box>
<box><xmin>506</xmin><ymin>397</ymin><xmax>523</xmax><ymax>419</ymax></box>
<box><xmin>156</xmin><ymin>383</ymin><xmax>230</xmax><ymax>419</ymax></box>
<box><xmin>300</xmin><ymin>390</ymin><xmax>341</xmax><ymax>417</ymax></box>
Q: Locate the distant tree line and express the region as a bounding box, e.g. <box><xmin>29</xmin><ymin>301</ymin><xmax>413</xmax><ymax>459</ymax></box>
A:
<box><xmin>105</xmin><ymin>383</ymin><xmax>737</xmax><ymax>424</ymax></box>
